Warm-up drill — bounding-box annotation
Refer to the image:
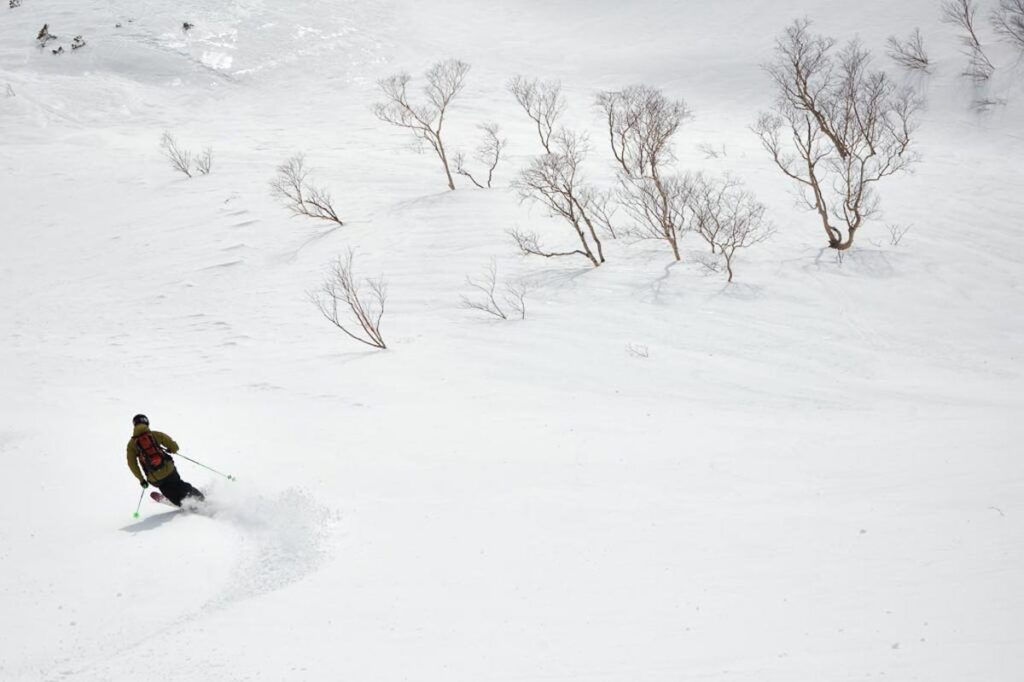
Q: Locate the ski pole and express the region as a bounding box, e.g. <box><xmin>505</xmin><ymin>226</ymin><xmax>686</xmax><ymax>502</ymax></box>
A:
<box><xmin>132</xmin><ymin>488</ymin><xmax>145</xmax><ymax>518</ymax></box>
<box><xmin>174</xmin><ymin>452</ymin><xmax>236</xmax><ymax>481</ymax></box>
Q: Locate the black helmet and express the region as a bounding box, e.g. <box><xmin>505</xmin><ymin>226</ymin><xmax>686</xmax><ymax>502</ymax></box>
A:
<box><xmin>132</xmin><ymin>414</ymin><xmax>150</xmax><ymax>426</ymax></box>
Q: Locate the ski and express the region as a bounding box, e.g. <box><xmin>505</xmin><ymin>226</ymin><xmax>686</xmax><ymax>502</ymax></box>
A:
<box><xmin>149</xmin><ymin>491</ymin><xmax>176</xmax><ymax>507</ymax></box>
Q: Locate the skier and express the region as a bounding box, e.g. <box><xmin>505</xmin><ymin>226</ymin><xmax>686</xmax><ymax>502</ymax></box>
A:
<box><xmin>126</xmin><ymin>414</ymin><xmax>205</xmax><ymax>507</ymax></box>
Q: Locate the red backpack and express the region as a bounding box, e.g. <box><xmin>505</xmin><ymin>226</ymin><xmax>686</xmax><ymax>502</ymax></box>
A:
<box><xmin>135</xmin><ymin>432</ymin><xmax>169</xmax><ymax>472</ymax></box>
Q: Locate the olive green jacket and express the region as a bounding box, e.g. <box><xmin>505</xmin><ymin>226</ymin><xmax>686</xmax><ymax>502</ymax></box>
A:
<box><xmin>126</xmin><ymin>424</ymin><xmax>179</xmax><ymax>484</ymax></box>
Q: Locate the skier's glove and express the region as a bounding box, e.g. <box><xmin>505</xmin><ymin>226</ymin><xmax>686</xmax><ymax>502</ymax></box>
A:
<box><xmin>139</xmin><ymin>480</ymin><xmax>149</xmax><ymax>489</ymax></box>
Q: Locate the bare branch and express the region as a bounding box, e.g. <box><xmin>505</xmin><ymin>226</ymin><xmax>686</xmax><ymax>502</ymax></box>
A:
<box><xmin>270</xmin><ymin>154</ymin><xmax>344</xmax><ymax>226</ymax></box>
<box><xmin>596</xmin><ymin>85</ymin><xmax>691</xmax><ymax>179</ymax></box>
<box><xmin>942</xmin><ymin>0</ymin><xmax>996</xmax><ymax>81</ymax></box>
<box><xmin>453</xmin><ymin>151</ymin><xmax>484</xmax><ymax>189</ymax></box>
<box><xmin>970</xmin><ymin>96</ymin><xmax>1008</xmax><ymax>112</ymax></box>
<box><xmin>462</xmin><ymin>259</ymin><xmax>528</xmax><ymax>320</ymax></box>
<box><xmin>585</xmin><ymin>186</ymin><xmax>620</xmax><ymax>239</ymax></box>
<box><xmin>454</xmin><ymin>123</ymin><xmax>507</xmax><ymax>189</ymax></box>
<box><xmin>160</xmin><ymin>132</ymin><xmax>192</xmax><ymax>178</ymax></box>
<box><xmin>692</xmin><ymin>175</ymin><xmax>774</xmax><ymax>282</ymax></box>
<box><xmin>374</xmin><ymin>59</ymin><xmax>470</xmax><ymax>190</ymax></box>
<box><xmin>596</xmin><ymin>85</ymin><xmax>693</xmax><ymax>260</ymax></box>
<box><xmin>310</xmin><ymin>250</ymin><xmax>387</xmax><ymax>349</ymax></box>
<box><xmin>943</xmin><ymin>0</ymin><xmax>985</xmax><ymax>47</ymax></box>
<box><xmin>512</xmin><ymin>130</ymin><xmax>605</xmax><ymax>267</ymax></box>
<box><xmin>478</xmin><ymin>123</ymin><xmax>507</xmax><ymax>188</ymax></box>
<box><xmin>887</xmin><ymin>223</ymin><xmax>911</xmax><ymax>246</ymax></box>
<box><xmin>625</xmin><ymin>343</ymin><xmax>650</xmax><ymax>359</ymax></box>
<box><xmin>696</xmin><ymin>142</ymin><xmax>727</xmax><ymax>159</ymax></box>
<box><xmin>195</xmin><ymin>147</ymin><xmax>213</xmax><ymax>175</ymax></box>
<box><xmin>504</xmin><ymin>280</ymin><xmax>528</xmax><ymax>320</ymax></box>
<box><xmin>509</xmin><ymin>227</ymin><xmax>589</xmax><ymax>262</ymax></box>
<box><xmin>461</xmin><ymin>260</ymin><xmax>509</xmax><ymax>319</ymax></box>
<box><xmin>765</xmin><ymin>20</ymin><xmax>849</xmax><ymax>159</ymax></box>
<box><xmin>508</xmin><ymin>76</ymin><xmax>566</xmax><ymax>153</ymax></box>
<box><xmin>992</xmin><ymin>0</ymin><xmax>1024</xmax><ymax>51</ymax></box>
<box><xmin>617</xmin><ymin>172</ymin><xmax>697</xmax><ymax>261</ymax></box>
<box><xmin>756</xmin><ymin>21</ymin><xmax>921</xmax><ymax>250</ymax></box>
<box><xmin>886</xmin><ymin>28</ymin><xmax>932</xmax><ymax>73</ymax></box>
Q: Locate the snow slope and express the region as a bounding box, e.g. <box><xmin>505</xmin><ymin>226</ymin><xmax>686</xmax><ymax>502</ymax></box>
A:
<box><xmin>2</xmin><ymin>0</ymin><xmax>1023</xmax><ymax>680</ymax></box>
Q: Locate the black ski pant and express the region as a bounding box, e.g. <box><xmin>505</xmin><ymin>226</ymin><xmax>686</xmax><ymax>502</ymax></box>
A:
<box><xmin>156</xmin><ymin>470</ymin><xmax>205</xmax><ymax>507</ymax></box>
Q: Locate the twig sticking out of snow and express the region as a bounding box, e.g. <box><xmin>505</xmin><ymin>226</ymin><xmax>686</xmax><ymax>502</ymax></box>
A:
<box><xmin>625</xmin><ymin>343</ymin><xmax>650</xmax><ymax>359</ymax></box>
<box><xmin>461</xmin><ymin>260</ymin><xmax>527</xmax><ymax>320</ymax></box>
<box><xmin>310</xmin><ymin>250</ymin><xmax>387</xmax><ymax>349</ymax></box>
<box><xmin>270</xmin><ymin>154</ymin><xmax>342</xmax><ymax>224</ymax></box>
<box><xmin>160</xmin><ymin>132</ymin><xmax>193</xmax><ymax>178</ymax></box>
<box><xmin>886</xmin><ymin>28</ymin><xmax>932</xmax><ymax>73</ymax></box>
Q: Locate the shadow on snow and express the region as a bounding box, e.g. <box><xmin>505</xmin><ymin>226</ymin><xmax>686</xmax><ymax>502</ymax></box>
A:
<box><xmin>119</xmin><ymin>510</ymin><xmax>179</xmax><ymax>533</ymax></box>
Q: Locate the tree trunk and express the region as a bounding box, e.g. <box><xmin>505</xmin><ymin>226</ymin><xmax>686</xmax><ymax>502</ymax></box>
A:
<box><xmin>668</xmin><ymin>233</ymin><xmax>681</xmax><ymax>261</ymax></box>
<box><xmin>833</xmin><ymin>227</ymin><xmax>857</xmax><ymax>250</ymax></box>
<box><xmin>441</xmin><ymin>157</ymin><xmax>455</xmax><ymax>190</ymax></box>
<box><xmin>435</xmin><ymin>135</ymin><xmax>456</xmax><ymax>191</ymax></box>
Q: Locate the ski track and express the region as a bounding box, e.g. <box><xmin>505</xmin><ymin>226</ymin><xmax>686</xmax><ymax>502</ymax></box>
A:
<box><xmin>41</xmin><ymin>489</ymin><xmax>335</xmax><ymax>682</ymax></box>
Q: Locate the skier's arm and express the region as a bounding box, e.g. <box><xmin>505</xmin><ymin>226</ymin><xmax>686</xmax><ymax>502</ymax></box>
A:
<box><xmin>126</xmin><ymin>442</ymin><xmax>144</xmax><ymax>483</ymax></box>
<box><xmin>152</xmin><ymin>431</ymin><xmax>180</xmax><ymax>454</ymax></box>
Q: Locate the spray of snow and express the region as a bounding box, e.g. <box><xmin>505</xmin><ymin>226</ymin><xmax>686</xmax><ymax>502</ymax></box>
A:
<box><xmin>199</xmin><ymin>484</ymin><xmax>337</xmax><ymax>609</ymax></box>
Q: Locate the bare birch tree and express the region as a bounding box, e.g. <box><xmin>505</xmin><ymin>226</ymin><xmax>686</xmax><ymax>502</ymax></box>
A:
<box><xmin>992</xmin><ymin>0</ymin><xmax>1024</xmax><ymax>51</ymax></box>
<box><xmin>508</xmin><ymin>76</ymin><xmax>566</xmax><ymax>153</ymax></box>
<box><xmin>886</xmin><ymin>28</ymin><xmax>932</xmax><ymax>73</ymax></box>
<box><xmin>754</xmin><ymin>20</ymin><xmax>921</xmax><ymax>251</ymax></box>
<box><xmin>942</xmin><ymin>0</ymin><xmax>996</xmax><ymax>81</ymax></box>
<box><xmin>270</xmin><ymin>154</ymin><xmax>344</xmax><ymax>226</ymax></box>
<box><xmin>373</xmin><ymin>59</ymin><xmax>470</xmax><ymax>191</ymax></box>
<box><xmin>692</xmin><ymin>175</ymin><xmax>773</xmax><ymax>282</ymax></box>
<box><xmin>454</xmin><ymin>123</ymin><xmax>507</xmax><ymax>189</ymax></box>
<box><xmin>195</xmin><ymin>147</ymin><xmax>213</xmax><ymax>175</ymax></box>
<box><xmin>887</xmin><ymin>223</ymin><xmax>911</xmax><ymax>246</ymax></box>
<box><xmin>310</xmin><ymin>251</ymin><xmax>387</xmax><ymax>349</ymax></box>
<box><xmin>512</xmin><ymin>130</ymin><xmax>606</xmax><ymax>267</ymax></box>
<box><xmin>618</xmin><ymin>174</ymin><xmax>697</xmax><ymax>259</ymax></box>
<box><xmin>160</xmin><ymin>132</ymin><xmax>192</xmax><ymax>178</ymax></box>
<box><xmin>596</xmin><ymin>85</ymin><xmax>691</xmax><ymax>179</ymax></box>
<box><xmin>596</xmin><ymin>85</ymin><xmax>693</xmax><ymax>260</ymax></box>
<box><xmin>461</xmin><ymin>260</ymin><xmax>527</xmax><ymax>320</ymax></box>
